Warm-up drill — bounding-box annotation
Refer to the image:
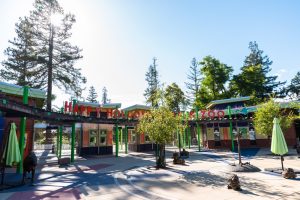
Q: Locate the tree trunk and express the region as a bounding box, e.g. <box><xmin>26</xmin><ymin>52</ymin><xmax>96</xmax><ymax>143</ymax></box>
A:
<box><xmin>237</xmin><ymin>135</ymin><xmax>242</xmax><ymax>165</ymax></box>
<box><xmin>46</xmin><ymin>26</ymin><xmax>54</xmax><ymax>112</ymax></box>
<box><xmin>156</xmin><ymin>144</ymin><xmax>166</xmax><ymax>169</ymax></box>
<box><xmin>45</xmin><ymin>26</ymin><xmax>54</xmax><ymax>144</ymax></box>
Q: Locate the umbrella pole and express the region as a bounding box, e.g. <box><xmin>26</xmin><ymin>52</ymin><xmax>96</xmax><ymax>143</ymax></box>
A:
<box><xmin>281</xmin><ymin>155</ymin><xmax>284</xmax><ymax>171</ymax></box>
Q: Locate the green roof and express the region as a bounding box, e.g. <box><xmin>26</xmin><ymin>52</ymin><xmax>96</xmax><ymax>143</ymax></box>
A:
<box><xmin>220</xmin><ymin>101</ymin><xmax>299</xmax><ymax>116</ymax></box>
<box><xmin>206</xmin><ymin>96</ymin><xmax>250</xmax><ymax>109</ymax></box>
<box><xmin>122</xmin><ymin>104</ymin><xmax>151</xmax><ymax>112</ymax></box>
<box><xmin>77</xmin><ymin>101</ymin><xmax>100</xmax><ymax>108</ymax></box>
<box><xmin>0</xmin><ymin>81</ymin><xmax>46</xmax><ymax>99</ymax></box>
<box><xmin>102</xmin><ymin>103</ymin><xmax>121</xmax><ymax>109</ymax></box>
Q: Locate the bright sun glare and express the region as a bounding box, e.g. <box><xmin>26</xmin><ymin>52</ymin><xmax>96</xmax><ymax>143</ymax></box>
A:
<box><xmin>50</xmin><ymin>13</ymin><xmax>62</xmax><ymax>26</ymax></box>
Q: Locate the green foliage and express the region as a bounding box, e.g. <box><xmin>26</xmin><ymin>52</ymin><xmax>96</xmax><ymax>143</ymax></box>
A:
<box><xmin>164</xmin><ymin>83</ymin><xmax>187</xmax><ymax>113</ymax></box>
<box><xmin>1</xmin><ymin>0</ymin><xmax>87</xmax><ymax>110</ymax></box>
<box><xmin>199</xmin><ymin>56</ymin><xmax>233</xmax><ymax>104</ymax></box>
<box><xmin>253</xmin><ymin>99</ymin><xmax>295</xmax><ymax>137</ymax></box>
<box><xmin>86</xmin><ymin>86</ymin><xmax>98</xmax><ymax>103</ymax></box>
<box><xmin>185</xmin><ymin>58</ymin><xmax>201</xmax><ymax>108</ymax></box>
<box><xmin>101</xmin><ymin>86</ymin><xmax>111</xmax><ymax>104</ymax></box>
<box><xmin>144</xmin><ymin>57</ymin><xmax>160</xmax><ymax>107</ymax></box>
<box><xmin>0</xmin><ymin>17</ymin><xmax>43</xmax><ymax>88</ymax></box>
<box><xmin>137</xmin><ymin>106</ymin><xmax>180</xmax><ymax>145</ymax></box>
<box><xmin>286</xmin><ymin>72</ymin><xmax>300</xmax><ymax>100</ymax></box>
<box><xmin>230</xmin><ymin>41</ymin><xmax>285</xmax><ymax>104</ymax></box>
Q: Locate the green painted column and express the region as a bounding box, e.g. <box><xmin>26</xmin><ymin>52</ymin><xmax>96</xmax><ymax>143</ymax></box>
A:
<box><xmin>188</xmin><ymin>126</ymin><xmax>191</xmax><ymax>149</ymax></box>
<box><xmin>59</xmin><ymin>126</ymin><xmax>62</xmax><ymax>158</ymax></box>
<box><xmin>115</xmin><ymin>106</ymin><xmax>119</xmax><ymax>157</ymax></box>
<box><xmin>181</xmin><ymin>112</ymin><xmax>185</xmax><ymax>148</ymax></box>
<box><xmin>56</xmin><ymin>128</ymin><xmax>59</xmax><ymax>156</ymax></box>
<box><xmin>125</xmin><ymin>126</ymin><xmax>128</xmax><ymax>154</ymax></box>
<box><xmin>115</xmin><ymin>125</ymin><xmax>119</xmax><ymax>157</ymax></box>
<box><xmin>228</xmin><ymin>106</ymin><xmax>234</xmax><ymax>152</ymax></box>
<box><xmin>71</xmin><ymin>123</ymin><xmax>75</xmax><ymax>162</ymax></box>
<box><xmin>177</xmin><ymin>129</ymin><xmax>179</xmax><ymax>147</ymax></box>
<box><xmin>196</xmin><ymin>107</ymin><xmax>201</xmax><ymax>151</ymax></box>
<box><xmin>72</xmin><ymin>99</ymin><xmax>77</xmax><ymax>114</ymax></box>
<box><xmin>120</xmin><ymin>128</ymin><xmax>123</xmax><ymax>150</ymax></box>
<box><xmin>17</xmin><ymin>86</ymin><xmax>29</xmax><ymax>174</ymax></box>
<box><xmin>178</xmin><ymin>130</ymin><xmax>181</xmax><ymax>153</ymax></box>
<box><xmin>185</xmin><ymin>112</ymin><xmax>191</xmax><ymax>149</ymax></box>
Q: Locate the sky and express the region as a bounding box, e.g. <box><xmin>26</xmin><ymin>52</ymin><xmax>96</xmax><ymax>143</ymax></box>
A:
<box><xmin>0</xmin><ymin>0</ymin><xmax>300</xmax><ymax>109</ymax></box>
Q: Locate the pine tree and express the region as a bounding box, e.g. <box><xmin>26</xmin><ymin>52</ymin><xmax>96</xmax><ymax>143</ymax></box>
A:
<box><xmin>184</xmin><ymin>57</ymin><xmax>201</xmax><ymax>108</ymax></box>
<box><xmin>286</xmin><ymin>72</ymin><xmax>300</xmax><ymax>100</ymax></box>
<box><xmin>86</xmin><ymin>86</ymin><xmax>98</xmax><ymax>103</ymax></box>
<box><xmin>230</xmin><ymin>41</ymin><xmax>285</xmax><ymax>103</ymax></box>
<box><xmin>101</xmin><ymin>87</ymin><xmax>110</xmax><ymax>104</ymax></box>
<box><xmin>28</xmin><ymin>0</ymin><xmax>86</xmax><ymax>111</ymax></box>
<box><xmin>1</xmin><ymin>17</ymin><xmax>44</xmax><ymax>88</ymax></box>
<box><xmin>144</xmin><ymin>57</ymin><xmax>160</xmax><ymax>107</ymax></box>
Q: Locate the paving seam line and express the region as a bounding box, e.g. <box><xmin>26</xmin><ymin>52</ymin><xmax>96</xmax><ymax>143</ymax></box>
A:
<box><xmin>113</xmin><ymin>172</ymin><xmax>150</xmax><ymax>200</ymax></box>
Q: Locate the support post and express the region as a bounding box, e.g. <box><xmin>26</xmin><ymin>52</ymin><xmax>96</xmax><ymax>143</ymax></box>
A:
<box><xmin>228</xmin><ymin>106</ymin><xmax>234</xmax><ymax>152</ymax></box>
<box><xmin>178</xmin><ymin>130</ymin><xmax>181</xmax><ymax>153</ymax></box>
<box><xmin>120</xmin><ymin>128</ymin><xmax>123</xmax><ymax>150</ymax></box>
<box><xmin>17</xmin><ymin>86</ymin><xmax>29</xmax><ymax>174</ymax></box>
<box><xmin>115</xmin><ymin>125</ymin><xmax>119</xmax><ymax>157</ymax></box>
<box><xmin>182</xmin><ymin>129</ymin><xmax>185</xmax><ymax>148</ymax></box>
<box><xmin>56</xmin><ymin>128</ymin><xmax>59</xmax><ymax>156</ymax></box>
<box><xmin>188</xmin><ymin>126</ymin><xmax>191</xmax><ymax>149</ymax></box>
<box><xmin>72</xmin><ymin>99</ymin><xmax>77</xmax><ymax>113</ymax></box>
<box><xmin>59</xmin><ymin>126</ymin><xmax>62</xmax><ymax>158</ymax></box>
<box><xmin>71</xmin><ymin>123</ymin><xmax>75</xmax><ymax>162</ymax></box>
<box><xmin>196</xmin><ymin>107</ymin><xmax>201</xmax><ymax>151</ymax></box>
<box><xmin>125</xmin><ymin>126</ymin><xmax>128</xmax><ymax>154</ymax></box>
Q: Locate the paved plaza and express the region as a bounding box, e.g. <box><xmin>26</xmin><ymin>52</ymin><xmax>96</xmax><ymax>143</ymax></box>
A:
<box><xmin>0</xmin><ymin>147</ymin><xmax>299</xmax><ymax>200</ymax></box>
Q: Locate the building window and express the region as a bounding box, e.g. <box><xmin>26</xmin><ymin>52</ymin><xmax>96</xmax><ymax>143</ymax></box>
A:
<box><xmin>131</xmin><ymin>130</ymin><xmax>136</xmax><ymax>143</ymax></box>
<box><xmin>100</xmin><ymin>112</ymin><xmax>107</xmax><ymax>119</ymax></box>
<box><xmin>99</xmin><ymin>129</ymin><xmax>107</xmax><ymax>146</ymax></box>
<box><xmin>214</xmin><ymin>128</ymin><xmax>221</xmax><ymax>146</ymax></box>
<box><xmin>249</xmin><ymin>128</ymin><xmax>256</xmax><ymax>145</ymax></box>
<box><xmin>89</xmin><ymin>130</ymin><xmax>97</xmax><ymax>147</ymax></box>
<box><xmin>90</xmin><ymin>111</ymin><xmax>97</xmax><ymax>117</ymax></box>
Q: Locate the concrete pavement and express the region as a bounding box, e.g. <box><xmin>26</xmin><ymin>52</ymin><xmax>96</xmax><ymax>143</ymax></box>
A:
<box><xmin>0</xmin><ymin>147</ymin><xmax>299</xmax><ymax>199</ymax></box>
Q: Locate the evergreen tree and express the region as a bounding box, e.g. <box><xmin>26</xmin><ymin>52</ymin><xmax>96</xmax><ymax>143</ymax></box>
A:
<box><xmin>1</xmin><ymin>17</ymin><xmax>44</xmax><ymax>88</ymax></box>
<box><xmin>144</xmin><ymin>57</ymin><xmax>160</xmax><ymax>107</ymax></box>
<box><xmin>164</xmin><ymin>83</ymin><xmax>187</xmax><ymax>113</ymax></box>
<box><xmin>86</xmin><ymin>86</ymin><xmax>98</xmax><ymax>103</ymax></box>
<box><xmin>199</xmin><ymin>56</ymin><xmax>233</xmax><ymax>104</ymax></box>
<box><xmin>286</xmin><ymin>71</ymin><xmax>300</xmax><ymax>100</ymax></box>
<box><xmin>28</xmin><ymin>0</ymin><xmax>86</xmax><ymax>111</ymax></box>
<box><xmin>101</xmin><ymin>87</ymin><xmax>110</xmax><ymax>104</ymax></box>
<box><xmin>230</xmin><ymin>41</ymin><xmax>285</xmax><ymax>103</ymax></box>
<box><xmin>184</xmin><ymin>58</ymin><xmax>201</xmax><ymax>108</ymax></box>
